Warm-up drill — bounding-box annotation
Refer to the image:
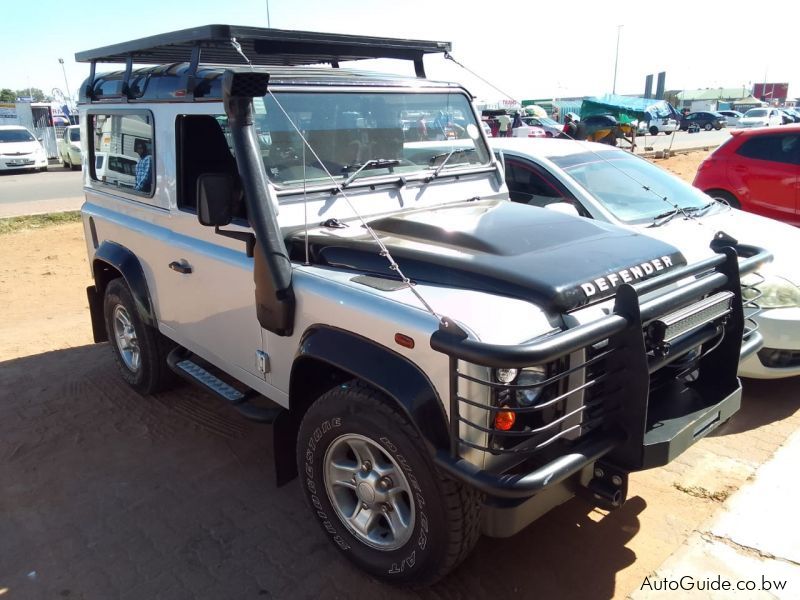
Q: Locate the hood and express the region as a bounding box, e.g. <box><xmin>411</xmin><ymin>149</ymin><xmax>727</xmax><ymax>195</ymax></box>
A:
<box><xmin>0</xmin><ymin>140</ymin><xmax>42</xmax><ymax>156</ymax></box>
<box><xmin>632</xmin><ymin>206</ymin><xmax>798</xmax><ymax>284</ymax></box>
<box><xmin>290</xmin><ymin>200</ymin><xmax>686</xmax><ymax>312</ymax></box>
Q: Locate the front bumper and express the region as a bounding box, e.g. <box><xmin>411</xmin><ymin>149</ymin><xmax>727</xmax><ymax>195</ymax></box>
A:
<box><xmin>739</xmin><ymin>306</ymin><xmax>800</xmax><ymax>378</ymax></box>
<box><xmin>0</xmin><ymin>156</ymin><xmax>47</xmax><ymax>170</ymax></box>
<box><xmin>431</xmin><ymin>245</ymin><xmax>770</xmax><ymax>500</ymax></box>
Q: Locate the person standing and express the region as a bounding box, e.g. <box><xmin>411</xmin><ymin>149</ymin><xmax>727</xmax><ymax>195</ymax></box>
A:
<box><xmin>497</xmin><ymin>112</ymin><xmax>512</xmax><ymax>137</ymax></box>
<box><xmin>134</xmin><ymin>139</ymin><xmax>153</xmax><ymax>193</ymax></box>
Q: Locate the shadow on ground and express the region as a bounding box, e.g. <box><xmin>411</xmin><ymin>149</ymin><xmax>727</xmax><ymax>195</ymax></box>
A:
<box><xmin>3</xmin><ymin>345</ymin><xmax>790</xmax><ymax>599</ymax></box>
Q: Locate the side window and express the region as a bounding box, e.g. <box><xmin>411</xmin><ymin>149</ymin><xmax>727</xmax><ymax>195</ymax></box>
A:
<box><xmin>505</xmin><ymin>159</ymin><xmax>569</xmax><ymax>207</ymax></box>
<box><xmin>89</xmin><ymin>112</ymin><xmax>154</xmax><ymax>197</ymax></box>
<box><xmin>737</xmin><ymin>135</ymin><xmax>799</xmax><ymax>165</ymax></box>
<box><xmin>176</xmin><ymin>114</ymin><xmax>247</xmax><ymax>221</ymax></box>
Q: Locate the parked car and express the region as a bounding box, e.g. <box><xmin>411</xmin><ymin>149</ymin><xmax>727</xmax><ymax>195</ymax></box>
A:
<box><xmin>717</xmin><ymin>110</ymin><xmax>743</xmax><ymax>127</ymax></box>
<box><xmin>518</xmin><ymin>116</ymin><xmax>562</xmax><ymax>137</ymax></box>
<box><xmin>76</xmin><ymin>24</ymin><xmax>769</xmax><ymax>585</ymax></box>
<box><xmin>738</xmin><ymin>107</ymin><xmax>783</xmax><ymax>128</ymax></box>
<box><xmin>94</xmin><ymin>151</ymin><xmax>138</xmax><ymax>189</ymax></box>
<box><xmin>0</xmin><ymin>125</ymin><xmax>48</xmax><ymax>172</ymax></box>
<box><xmin>782</xmin><ymin>108</ymin><xmax>800</xmax><ymax>123</ymax></box>
<box><xmin>58</xmin><ymin>125</ymin><xmax>82</xmax><ymax>170</ymax></box>
<box><xmin>680</xmin><ymin>111</ymin><xmax>726</xmax><ymax>131</ymax></box>
<box><xmin>511</xmin><ymin>122</ymin><xmax>547</xmax><ymax>138</ymax></box>
<box><xmin>643</xmin><ymin>115</ymin><xmax>679</xmax><ymax>136</ymax></box>
<box><xmin>693</xmin><ymin>124</ymin><xmax>799</xmax><ymax>226</ymax></box>
<box><xmin>778</xmin><ymin>109</ymin><xmax>800</xmax><ymax>124</ymax></box>
<box><xmin>492</xmin><ymin>136</ymin><xmax>799</xmax><ymax>379</ymax></box>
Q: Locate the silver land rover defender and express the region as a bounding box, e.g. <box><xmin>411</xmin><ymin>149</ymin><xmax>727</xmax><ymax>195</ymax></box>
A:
<box><xmin>77</xmin><ymin>25</ymin><xmax>769</xmax><ymax>585</ymax></box>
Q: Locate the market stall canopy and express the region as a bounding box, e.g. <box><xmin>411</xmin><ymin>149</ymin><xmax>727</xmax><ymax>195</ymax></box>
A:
<box><xmin>734</xmin><ymin>95</ymin><xmax>764</xmax><ymax>106</ymax></box>
<box><xmin>580</xmin><ymin>94</ymin><xmax>680</xmax><ymax>124</ymax></box>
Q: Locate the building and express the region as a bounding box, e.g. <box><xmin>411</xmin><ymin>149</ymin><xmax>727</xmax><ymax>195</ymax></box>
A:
<box><xmin>675</xmin><ymin>88</ymin><xmax>763</xmax><ymax>113</ymax></box>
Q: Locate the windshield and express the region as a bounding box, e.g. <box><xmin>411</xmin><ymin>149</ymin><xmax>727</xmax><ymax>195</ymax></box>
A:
<box><xmin>0</xmin><ymin>128</ymin><xmax>35</xmax><ymax>143</ymax></box>
<box><xmin>550</xmin><ymin>150</ymin><xmax>710</xmax><ymax>224</ymax></box>
<box><xmin>68</xmin><ymin>128</ymin><xmax>80</xmax><ymax>142</ymax></box>
<box><xmin>255</xmin><ymin>91</ymin><xmax>490</xmax><ymax>188</ymax></box>
<box><xmin>745</xmin><ymin>109</ymin><xmax>767</xmax><ymax>118</ymax></box>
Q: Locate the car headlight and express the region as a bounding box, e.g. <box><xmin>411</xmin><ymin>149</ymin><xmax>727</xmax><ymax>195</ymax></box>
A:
<box><xmin>493</xmin><ymin>366</ymin><xmax>548</xmax><ymax>406</ymax></box>
<box><xmin>744</xmin><ymin>274</ymin><xmax>800</xmax><ymax>309</ymax></box>
<box><xmin>515</xmin><ymin>366</ymin><xmax>548</xmax><ymax>406</ymax></box>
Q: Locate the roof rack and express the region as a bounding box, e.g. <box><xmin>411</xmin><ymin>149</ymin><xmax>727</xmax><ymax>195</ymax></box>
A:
<box><xmin>76</xmin><ymin>24</ymin><xmax>451</xmax><ymax>101</ymax></box>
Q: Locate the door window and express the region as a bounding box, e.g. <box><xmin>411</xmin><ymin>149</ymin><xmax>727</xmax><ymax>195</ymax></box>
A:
<box><xmin>89</xmin><ymin>111</ymin><xmax>155</xmax><ymax>197</ymax></box>
<box><xmin>505</xmin><ymin>159</ymin><xmax>571</xmax><ymax>207</ymax></box>
<box><xmin>737</xmin><ymin>135</ymin><xmax>800</xmax><ymax>166</ymax></box>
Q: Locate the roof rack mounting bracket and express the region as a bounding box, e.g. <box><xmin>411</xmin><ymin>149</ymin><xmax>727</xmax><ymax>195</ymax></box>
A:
<box><xmin>414</xmin><ymin>57</ymin><xmax>425</xmax><ymax>78</ymax></box>
<box><xmin>120</xmin><ymin>55</ymin><xmax>134</xmax><ymax>101</ymax></box>
<box><xmin>86</xmin><ymin>61</ymin><xmax>97</xmax><ymax>100</ymax></box>
<box><xmin>178</xmin><ymin>45</ymin><xmax>202</xmax><ymax>100</ymax></box>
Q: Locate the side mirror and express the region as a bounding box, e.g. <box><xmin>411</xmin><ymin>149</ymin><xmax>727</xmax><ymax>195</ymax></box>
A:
<box><xmin>545</xmin><ymin>202</ymin><xmax>581</xmax><ymax>218</ymax></box>
<box><xmin>197</xmin><ymin>173</ymin><xmax>234</xmax><ymax>227</ymax></box>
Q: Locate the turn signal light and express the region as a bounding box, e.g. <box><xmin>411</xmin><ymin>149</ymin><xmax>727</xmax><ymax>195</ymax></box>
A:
<box><xmin>494</xmin><ymin>409</ymin><xmax>516</xmax><ymax>431</ymax></box>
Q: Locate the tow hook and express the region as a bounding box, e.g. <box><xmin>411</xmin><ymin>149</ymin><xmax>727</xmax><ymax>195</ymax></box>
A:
<box><xmin>581</xmin><ymin>462</ymin><xmax>628</xmax><ymax>510</ymax></box>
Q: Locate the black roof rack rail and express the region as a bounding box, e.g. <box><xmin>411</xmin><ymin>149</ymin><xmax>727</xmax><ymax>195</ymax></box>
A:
<box><xmin>76</xmin><ymin>24</ymin><xmax>451</xmax><ymax>101</ymax></box>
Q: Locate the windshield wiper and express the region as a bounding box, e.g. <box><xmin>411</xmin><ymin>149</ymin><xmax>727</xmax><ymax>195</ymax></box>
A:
<box><xmin>681</xmin><ymin>201</ymin><xmax>716</xmax><ymax>217</ymax></box>
<box><xmin>427</xmin><ymin>147</ymin><xmax>476</xmax><ymax>180</ymax></box>
<box><xmin>648</xmin><ymin>208</ymin><xmax>681</xmax><ymax>228</ymax></box>
<box><xmin>340</xmin><ymin>159</ymin><xmax>400</xmax><ymax>188</ymax></box>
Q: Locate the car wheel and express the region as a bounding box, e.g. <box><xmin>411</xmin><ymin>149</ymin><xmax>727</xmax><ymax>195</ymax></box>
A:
<box><xmin>103</xmin><ymin>278</ymin><xmax>177</xmax><ymax>395</ymax></box>
<box><xmin>63</xmin><ymin>155</ymin><xmax>71</xmax><ymax>169</ymax></box>
<box><xmin>649</xmin><ymin>126</ymin><xmax>659</xmax><ymax>136</ymax></box>
<box><xmin>704</xmin><ymin>123</ymin><xmax>713</xmax><ymax>131</ymax></box>
<box><xmin>708</xmin><ymin>190</ymin><xmax>740</xmax><ymax>210</ymax></box>
<box><xmin>297</xmin><ymin>380</ymin><xmax>482</xmax><ymax>586</ymax></box>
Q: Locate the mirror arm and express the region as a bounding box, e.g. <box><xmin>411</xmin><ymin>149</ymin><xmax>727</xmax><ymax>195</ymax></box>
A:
<box><xmin>214</xmin><ymin>226</ymin><xmax>256</xmax><ymax>258</ymax></box>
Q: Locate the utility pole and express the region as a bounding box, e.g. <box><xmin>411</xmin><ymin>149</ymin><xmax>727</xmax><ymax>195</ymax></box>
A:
<box><xmin>266</xmin><ymin>0</ymin><xmax>271</xmax><ymax>27</ymax></box>
<box><xmin>58</xmin><ymin>58</ymin><xmax>73</xmax><ymax>106</ymax></box>
<box><xmin>612</xmin><ymin>25</ymin><xmax>622</xmax><ymax>94</ymax></box>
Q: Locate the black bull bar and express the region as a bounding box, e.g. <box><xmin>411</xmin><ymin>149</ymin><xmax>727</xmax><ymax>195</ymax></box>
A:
<box><xmin>430</xmin><ymin>245</ymin><xmax>771</xmax><ymax>499</ymax></box>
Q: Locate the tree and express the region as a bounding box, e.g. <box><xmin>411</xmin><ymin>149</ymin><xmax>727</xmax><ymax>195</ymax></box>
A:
<box><xmin>0</xmin><ymin>88</ymin><xmax>15</xmax><ymax>102</ymax></box>
<box><xmin>14</xmin><ymin>88</ymin><xmax>51</xmax><ymax>102</ymax></box>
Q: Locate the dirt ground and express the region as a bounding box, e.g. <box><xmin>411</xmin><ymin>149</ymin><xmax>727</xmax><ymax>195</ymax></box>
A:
<box><xmin>1</xmin><ymin>151</ymin><xmax>799</xmax><ymax>599</ymax></box>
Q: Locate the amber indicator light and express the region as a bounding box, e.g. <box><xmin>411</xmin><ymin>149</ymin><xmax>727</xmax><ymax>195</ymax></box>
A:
<box><xmin>394</xmin><ymin>333</ymin><xmax>415</xmax><ymax>349</ymax></box>
<box><xmin>494</xmin><ymin>409</ymin><xmax>516</xmax><ymax>431</ymax></box>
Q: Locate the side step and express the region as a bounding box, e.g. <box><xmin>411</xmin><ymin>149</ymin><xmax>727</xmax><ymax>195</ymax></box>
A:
<box><xmin>167</xmin><ymin>347</ymin><xmax>281</xmax><ymax>423</ymax></box>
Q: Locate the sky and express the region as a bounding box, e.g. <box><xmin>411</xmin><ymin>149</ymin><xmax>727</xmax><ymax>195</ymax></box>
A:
<box><xmin>1</xmin><ymin>0</ymin><xmax>798</xmax><ymax>105</ymax></box>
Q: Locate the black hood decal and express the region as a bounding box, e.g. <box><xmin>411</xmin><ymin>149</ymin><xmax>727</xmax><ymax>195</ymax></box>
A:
<box><xmin>290</xmin><ymin>200</ymin><xmax>686</xmax><ymax>312</ymax></box>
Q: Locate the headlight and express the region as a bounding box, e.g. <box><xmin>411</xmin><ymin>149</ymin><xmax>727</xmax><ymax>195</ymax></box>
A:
<box><xmin>515</xmin><ymin>366</ymin><xmax>547</xmax><ymax>406</ymax></box>
<box><xmin>746</xmin><ymin>274</ymin><xmax>800</xmax><ymax>309</ymax></box>
<box><xmin>495</xmin><ymin>368</ymin><xmax>518</xmax><ymax>384</ymax></box>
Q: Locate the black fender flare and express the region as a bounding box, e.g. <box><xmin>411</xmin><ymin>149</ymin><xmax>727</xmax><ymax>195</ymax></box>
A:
<box><xmin>273</xmin><ymin>325</ymin><xmax>450</xmax><ymax>485</ymax></box>
<box><xmin>92</xmin><ymin>241</ymin><xmax>156</xmax><ymax>328</ymax></box>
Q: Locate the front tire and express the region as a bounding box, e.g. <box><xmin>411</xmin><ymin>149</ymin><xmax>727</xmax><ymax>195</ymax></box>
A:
<box><xmin>297</xmin><ymin>381</ymin><xmax>482</xmax><ymax>586</ymax></box>
<box><xmin>649</xmin><ymin>126</ymin><xmax>659</xmax><ymax>136</ymax></box>
<box><xmin>704</xmin><ymin>122</ymin><xmax>713</xmax><ymax>131</ymax></box>
<box><xmin>103</xmin><ymin>278</ymin><xmax>176</xmax><ymax>395</ymax></box>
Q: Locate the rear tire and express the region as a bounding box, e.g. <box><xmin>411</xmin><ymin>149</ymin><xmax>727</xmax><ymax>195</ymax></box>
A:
<box><xmin>103</xmin><ymin>278</ymin><xmax>177</xmax><ymax>395</ymax></box>
<box><xmin>708</xmin><ymin>189</ymin><xmax>740</xmax><ymax>209</ymax></box>
<box><xmin>297</xmin><ymin>380</ymin><xmax>482</xmax><ymax>586</ymax></box>
<box><xmin>649</xmin><ymin>126</ymin><xmax>659</xmax><ymax>136</ymax></box>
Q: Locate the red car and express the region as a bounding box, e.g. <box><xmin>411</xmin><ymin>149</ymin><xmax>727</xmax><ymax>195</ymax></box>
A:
<box><xmin>693</xmin><ymin>125</ymin><xmax>800</xmax><ymax>226</ymax></box>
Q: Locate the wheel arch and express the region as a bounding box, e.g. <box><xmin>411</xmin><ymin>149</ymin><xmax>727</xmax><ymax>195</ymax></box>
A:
<box><xmin>272</xmin><ymin>325</ymin><xmax>450</xmax><ymax>486</ymax></box>
<box><xmin>89</xmin><ymin>241</ymin><xmax>156</xmax><ymax>342</ymax></box>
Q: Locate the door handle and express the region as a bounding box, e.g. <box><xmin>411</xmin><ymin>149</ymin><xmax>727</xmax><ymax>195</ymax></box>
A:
<box><xmin>169</xmin><ymin>261</ymin><xmax>192</xmax><ymax>274</ymax></box>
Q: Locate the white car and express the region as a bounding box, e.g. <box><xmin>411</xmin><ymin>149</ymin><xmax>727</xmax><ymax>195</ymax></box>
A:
<box><xmin>58</xmin><ymin>125</ymin><xmax>82</xmax><ymax>170</ymax></box>
<box><xmin>0</xmin><ymin>125</ymin><xmax>48</xmax><ymax>172</ymax></box>
<box><xmin>93</xmin><ymin>151</ymin><xmax>137</xmax><ymax>189</ymax></box>
<box><xmin>717</xmin><ymin>110</ymin><xmax>743</xmax><ymax>127</ymax></box>
<box><xmin>643</xmin><ymin>116</ymin><xmax>679</xmax><ymax>136</ymax></box>
<box><xmin>493</xmin><ymin>137</ymin><xmax>800</xmax><ymax>379</ymax></box>
<box><xmin>738</xmin><ymin>107</ymin><xmax>783</xmax><ymax>128</ymax></box>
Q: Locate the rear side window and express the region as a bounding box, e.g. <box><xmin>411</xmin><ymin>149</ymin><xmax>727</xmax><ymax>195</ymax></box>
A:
<box><xmin>89</xmin><ymin>111</ymin><xmax>155</xmax><ymax>197</ymax></box>
<box><xmin>736</xmin><ymin>134</ymin><xmax>800</xmax><ymax>166</ymax></box>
